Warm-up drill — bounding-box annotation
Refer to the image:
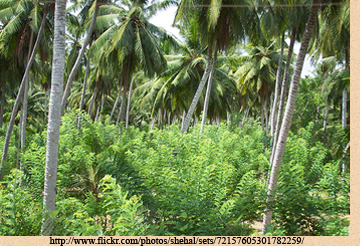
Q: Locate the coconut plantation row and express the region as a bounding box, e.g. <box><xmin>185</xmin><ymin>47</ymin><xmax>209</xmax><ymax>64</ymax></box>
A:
<box><xmin>0</xmin><ymin>0</ymin><xmax>349</xmax><ymax>236</ymax></box>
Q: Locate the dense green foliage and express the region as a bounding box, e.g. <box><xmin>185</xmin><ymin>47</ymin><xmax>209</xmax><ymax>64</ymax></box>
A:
<box><xmin>0</xmin><ymin>111</ymin><xmax>349</xmax><ymax>236</ymax></box>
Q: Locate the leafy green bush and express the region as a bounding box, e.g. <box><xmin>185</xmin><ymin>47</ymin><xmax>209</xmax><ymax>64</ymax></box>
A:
<box><xmin>0</xmin><ymin>111</ymin><xmax>349</xmax><ymax>236</ymax></box>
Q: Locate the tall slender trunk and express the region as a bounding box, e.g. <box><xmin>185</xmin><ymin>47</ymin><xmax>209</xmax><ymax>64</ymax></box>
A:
<box><xmin>262</xmin><ymin>1</ymin><xmax>319</xmax><ymax>234</ymax></box>
<box><xmin>261</xmin><ymin>99</ymin><xmax>265</xmax><ymax>132</ymax></box>
<box><xmin>268</xmin><ymin>93</ymin><xmax>273</xmax><ymax>134</ymax></box>
<box><xmin>0</xmin><ymin>68</ymin><xmax>5</xmax><ymax>129</ymax></box>
<box><xmin>270</xmin><ymin>32</ymin><xmax>285</xmax><ymax>137</ymax></box>
<box><xmin>270</xmin><ymin>28</ymin><xmax>296</xmax><ymax>165</ymax></box>
<box><xmin>264</xmin><ymin>98</ymin><xmax>269</xmax><ymax>136</ymax></box>
<box><xmin>41</xmin><ymin>0</ymin><xmax>66</xmax><ymax>236</ymax></box>
<box><xmin>77</xmin><ymin>53</ymin><xmax>90</xmax><ymax>128</ymax></box>
<box><xmin>61</xmin><ymin>2</ymin><xmax>98</xmax><ymax>116</ymax></box>
<box><xmin>0</xmin><ymin>7</ymin><xmax>47</xmax><ymax>175</ymax></box>
<box><xmin>79</xmin><ymin>52</ymin><xmax>91</xmax><ymax>112</ymax></box>
<box><xmin>323</xmin><ymin>98</ymin><xmax>329</xmax><ymax>132</ymax></box>
<box><xmin>99</xmin><ymin>96</ymin><xmax>104</xmax><ymax>121</ymax></box>
<box><xmin>95</xmin><ymin>96</ymin><xmax>101</xmax><ymax>121</ymax></box>
<box><xmin>44</xmin><ymin>89</ymin><xmax>47</xmax><ymax>123</ymax></box>
<box><xmin>157</xmin><ymin>108</ymin><xmax>161</xmax><ymax>126</ymax></box>
<box><xmin>181</xmin><ymin>109</ymin><xmax>186</xmax><ymax>130</ymax></box>
<box><xmin>20</xmin><ymin>30</ymin><xmax>34</xmax><ymax>151</ymax></box>
<box><xmin>109</xmin><ymin>80</ymin><xmax>123</xmax><ymax>122</ymax></box>
<box><xmin>19</xmin><ymin>30</ymin><xmax>34</xmax><ymax>179</ymax></box>
<box><xmin>118</xmin><ymin>60</ymin><xmax>130</xmax><ymax>129</ymax></box>
<box><xmin>181</xmin><ymin>45</ymin><xmax>213</xmax><ymax>133</ymax></box>
<box><xmin>167</xmin><ymin>112</ymin><xmax>171</xmax><ymax>129</ymax></box>
<box><xmin>242</xmin><ymin>106</ymin><xmax>250</xmax><ymax>127</ymax></box>
<box><xmin>200</xmin><ymin>46</ymin><xmax>218</xmax><ymax>133</ymax></box>
<box><xmin>342</xmin><ymin>86</ymin><xmax>347</xmax><ymax>128</ymax></box>
<box><xmin>125</xmin><ymin>76</ymin><xmax>134</xmax><ymax>128</ymax></box>
<box><xmin>88</xmin><ymin>87</ymin><xmax>98</xmax><ymax>117</ymax></box>
<box><xmin>150</xmin><ymin>116</ymin><xmax>156</xmax><ymax>132</ymax></box>
<box><xmin>315</xmin><ymin>71</ymin><xmax>326</xmax><ymax>124</ymax></box>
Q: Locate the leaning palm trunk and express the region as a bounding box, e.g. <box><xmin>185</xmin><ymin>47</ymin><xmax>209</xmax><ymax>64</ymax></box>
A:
<box><xmin>181</xmin><ymin>109</ymin><xmax>186</xmax><ymax>130</ymax></box>
<box><xmin>60</xmin><ymin>2</ymin><xmax>98</xmax><ymax>116</ymax></box>
<box><xmin>261</xmin><ymin>100</ymin><xmax>265</xmax><ymax>132</ymax></box>
<box><xmin>242</xmin><ymin>106</ymin><xmax>250</xmax><ymax>127</ymax></box>
<box><xmin>0</xmin><ymin>76</ymin><xmax>5</xmax><ymax>129</ymax></box>
<box><xmin>0</xmin><ymin>8</ymin><xmax>47</xmax><ymax>176</ymax></box>
<box><xmin>264</xmin><ymin>98</ymin><xmax>269</xmax><ymax>136</ymax></box>
<box><xmin>315</xmin><ymin>72</ymin><xmax>326</xmax><ymax>124</ymax></box>
<box><xmin>181</xmin><ymin>46</ymin><xmax>213</xmax><ymax>133</ymax></box>
<box><xmin>341</xmin><ymin>86</ymin><xmax>347</xmax><ymax>175</ymax></box>
<box><xmin>79</xmin><ymin>52</ymin><xmax>91</xmax><ymax>112</ymax></box>
<box><xmin>109</xmin><ymin>80</ymin><xmax>123</xmax><ymax>122</ymax></box>
<box><xmin>41</xmin><ymin>0</ymin><xmax>66</xmax><ymax>236</ymax></box>
<box><xmin>270</xmin><ymin>28</ymin><xmax>296</xmax><ymax>166</ymax></box>
<box><xmin>20</xmin><ymin>30</ymin><xmax>33</xmax><ymax>146</ymax></box>
<box><xmin>88</xmin><ymin>87</ymin><xmax>98</xmax><ymax>117</ymax></box>
<box><xmin>116</xmin><ymin>80</ymin><xmax>128</xmax><ymax>127</ymax></box>
<box><xmin>323</xmin><ymin>98</ymin><xmax>329</xmax><ymax>132</ymax></box>
<box><xmin>200</xmin><ymin>47</ymin><xmax>217</xmax><ymax>133</ymax></box>
<box><xmin>19</xmin><ymin>30</ymin><xmax>34</xmax><ymax>179</ymax></box>
<box><xmin>125</xmin><ymin>76</ymin><xmax>134</xmax><ymax>128</ymax></box>
<box><xmin>262</xmin><ymin>1</ymin><xmax>319</xmax><ymax>234</ymax></box>
<box><xmin>77</xmin><ymin>53</ymin><xmax>91</xmax><ymax>128</ymax></box>
<box><xmin>44</xmin><ymin>89</ymin><xmax>48</xmax><ymax>122</ymax></box>
<box><xmin>342</xmin><ymin>86</ymin><xmax>347</xmax><ymax>128</ymax></box>
<box><xmin>270</xmin><ymin>32</ymin><xmax>285</xmax><ymax>137</ymax></box>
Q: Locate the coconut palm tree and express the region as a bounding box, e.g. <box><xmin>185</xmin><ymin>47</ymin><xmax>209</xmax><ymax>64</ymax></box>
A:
<box><xmin>177</xmin><ymin>0</ymin><xmax>261</xmax><ymax>133</ymax></box>
<box><xmin>235</xmin><ymin>42</ymin><xmax>280</xmax><ymax>132</ymax></box>
<box><xmin>91</xmin><ymin>0</ymin><xmax>175</xmax><ymax>128</ymax></box>
<box><xmin>41</xmin><ymin>0</ymin><xmax>67</xmax><ymax>236</ymax></box>
<box><xmin>262</xmin><ymin>0</ymin><xmax>321</xmax><ymax>234</ymax></box>
<box><xmin>60</xmin><ymin>0</ymin><xmax>100</xmax><ymax>116</ymax></box>
<box><xmin>0</xmin><ymin>3</ymin><xmax>48</xmax><ymax>176</ymax></box>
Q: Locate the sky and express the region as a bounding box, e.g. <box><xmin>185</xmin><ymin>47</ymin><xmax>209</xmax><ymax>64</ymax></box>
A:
<box><xmin>149</xmin><ymin>6</ymin><xmax>314</xmax><ymax>78</ymax></box>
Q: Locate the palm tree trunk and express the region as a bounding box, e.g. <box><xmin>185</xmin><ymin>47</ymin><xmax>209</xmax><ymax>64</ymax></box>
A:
<box><xmin>181</xmin><ymin>109</ymin><xmax>186</xmax><ymax>130</ymax></box>
<box><xmin>44</xmin><ymin>89</ymin><xmax>48</xmax><ymax>123</ymax></box>
<box><xmin>77</xmin><ymin>53</ymin><xmax>90</xmax><ymax>128</ymax></box>
<box><xmin>268</xmin><ymin>93</ymin><xmax>273</xmax><ymax>134</ymax></box>
<box><xmin>88</xmin><ymin>87</ymin><xmax>98</xmax><ymax>117</ymax></box>
<box><xmin>19</xmin><ymin>30</ymin><xmax>34</xmax><ymax>179</ymax></box>
<box><xmin>99</xmin><ymin>96</ymin><xmax>104</xmax><ymax>121</ymax></box>
<box><xmin>264</xmin><ymin>98</ymin><xmax>269</xmax><ymax>136</ymax></box>
<box><xmin>0</xmin><ymin>74</ymin><xmax>6</xmax><ymax>129</ymax></box>
<box><xmin>227</xmin><ymin>111</ymin><xmax>231</xmax><ymax>126</ymax></box>
<box><xmin>41</xmin><ymin>0</ymin><xmax>66</xmax><ymax>236</ymax></box>
<box><xmin>270</xmin><ymin>32</ymin><xmax>285</xmax><ymax>137</ymax></box>
<box><xmin>20</xmin><ymin>30</ymin><xmax>34</xmax><ymax>152</ymax></box>
<box><xmin>242</xmin><ymin>106</ymin><xmax>250</xmax><ymax>127</ymax></box>
<box><xmin>201</xmin><ymin>46</ymin><xmax>217</xmax><ymax>133</ymax></box>
<box><xmin>342</xmin><ymin>86</ymin><xmax>347</xmax><ymax>128</ymax></box>
<box><xmin>261</xmin><ymin>100</ymin><xmax>265</xmax><ymax>132</ymax></box>
<box><xmin>60</xmin><ymin>2</ymin><xmax>98</xmax><ymax>116</ymax></box>
<box><xmin>181</xmin><ymin>45</ymin><xmax>213</xmax><ymax>133</ymax></box>
<box><xmin>270</xmin><ymin>28</ymin><xmax>296</xmax><ymax>165</ymax></box>
<box><xmin>150</xmin><ymin>116</ymin><xmax>156</xmax><ymax>132</ymax></box>
<box><xmin>0</xmin><ymin>7</ymin><xmax>47</xmax><ymax>176</ymax></box>
<box><xmin>109</xmin><ymin>80</ymin><xmax>123</xmax><ymax>122</ymax></box>
<box><xmin>118</xmin><ymin>60</ymin><xmax>130</xmax><ymax>128</ymax></box>
<box><xmin>95</xmin><ymin>96</ymin><xmax>101</xmax><ymax>121</ymax></box>
<box><xmin>79</xmin><ymin>52</ymin><xmax>91</xmax><ymax>113</ymax></box>
<box><xmin>125</xmin><ymin>76</ymin><xmax>134</xmax><ymax>128</ymax></box>
<box><xmin>262</xmin><ymin>1</ymin><xmax>319</xmax><ymax>234</ymax></box>
<box><xmin>315</xmin><ymin>71</ymin><xmax>326</xmax><ymax>124</ymax></box>
<box><xmin>323</xmin><ymin>98</ymin><xmax>329</xmax><ymax>132</ymax></box>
